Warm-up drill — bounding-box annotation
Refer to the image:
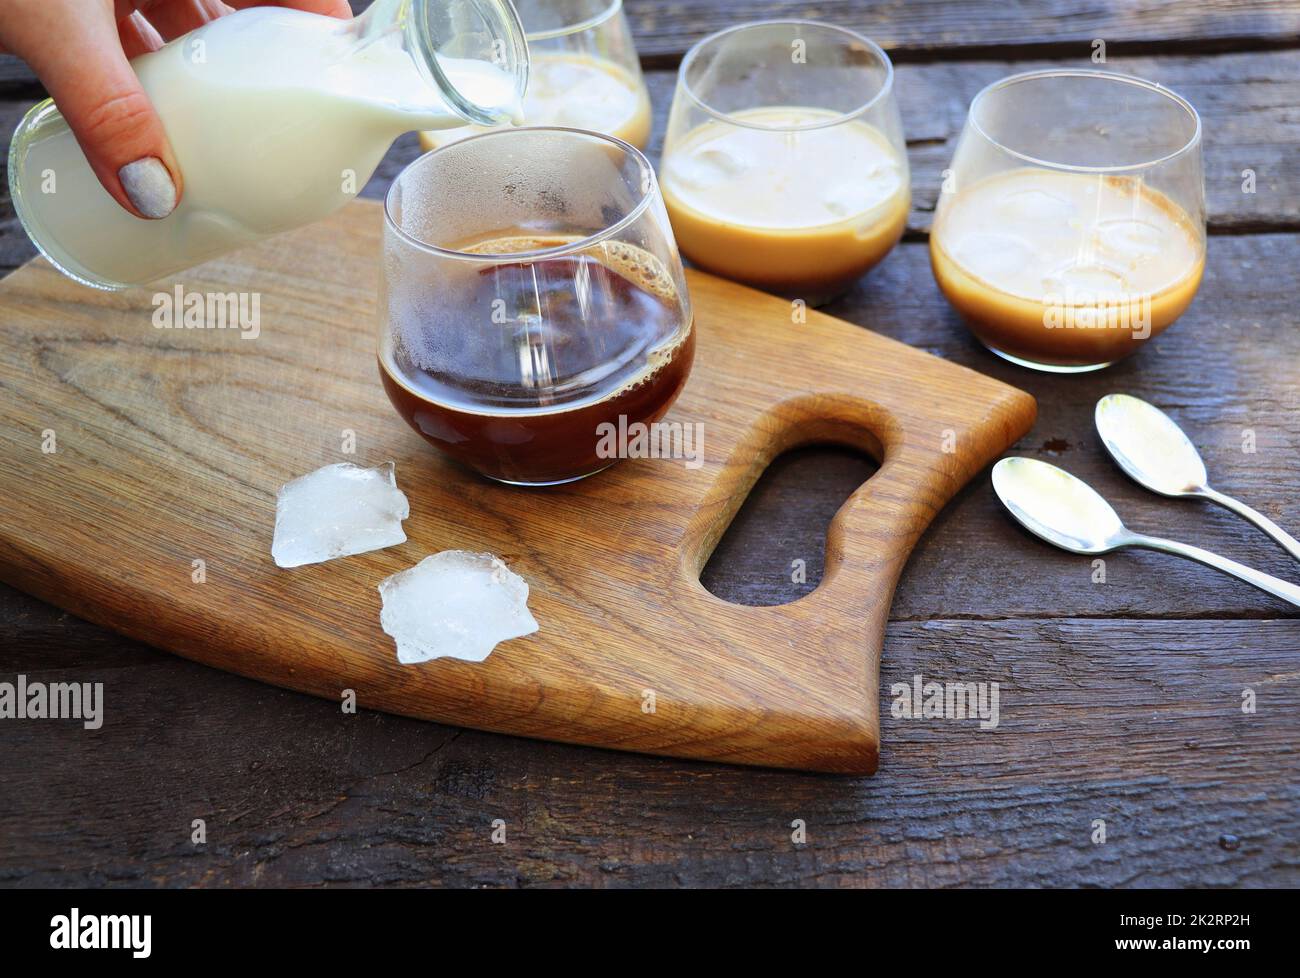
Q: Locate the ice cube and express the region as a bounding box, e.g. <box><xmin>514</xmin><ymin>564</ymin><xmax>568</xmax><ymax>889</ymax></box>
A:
<box><xmin>668</xmin><ymin>145</ymin><xmax>751</xmax><ymax>192</ymax></box>
<box><xmin>377</xmin><ymin>551</ymin><xmax>539</xmax><ymax>664</ymax></box>
<box><xmin>822</xmin><ymin>181</ymin><xmax>875</xmax><ymax>219</ymax></box>
<box><xmin>862</xmin><ymin>162</ymin><xmax>902</xmax><ymax>200</ymax></box>
<box><xmin>1094</xmin><ymin>218</ymin><xmax>1165</xmax><ymax>262</ymax></box>
<box><xmin>271</xmin><ymin>462</ymin><xmax>410</xmax><ymax>568</ymax></box>
<box><xmin>551</xmin><ymin>88</ymin><xmax>631</xmax><ymax>131</ymax></box>
<box><xmin>997</xmin><ymin>187</ymin><xmax>1076</xmax><ymax>224</ymax></box>
<box><xmin>553</xmin><ymin>100</ymin><xmax>607</xmax><ymax>131</ymax></box>
<box><xmin>1042</xmin><ymin>259</ymin><xmax>1130</xmax><ymax>297</ymax></box>
<box><xmin>950</xmin><ymin>231</ymin><xmax>1037</xmax><ymax>278</ymax></box>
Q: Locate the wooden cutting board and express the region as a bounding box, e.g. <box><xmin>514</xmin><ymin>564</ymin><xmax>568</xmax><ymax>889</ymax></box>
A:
<box><xmin>0</xmin><ymin>200</ymin><xmax>1034</xmax><ymax>774</ymax></box>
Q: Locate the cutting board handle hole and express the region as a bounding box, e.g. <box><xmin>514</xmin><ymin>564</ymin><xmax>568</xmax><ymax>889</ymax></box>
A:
<box><xmin>699</xmin><ymin>444</ymin><xmax>879</xmax><ymax>607</ymax></box>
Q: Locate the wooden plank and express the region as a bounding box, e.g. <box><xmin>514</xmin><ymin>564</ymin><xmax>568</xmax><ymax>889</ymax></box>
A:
<box><xmin>0</xmin><ymin>100</ymin><xmax>40</xmax><ymax>272</ymax></box>
<box><xmin>0</xmin><ymin>56</ymin><xmax>42</xmax><ymax>97</ymax></box>
<box><xmin>1</xmin><ymin>3</ymin><xmax>1296</xmax><ymax>96</ymax></box>
<box><xmin>623</xmin><ymin>0</ymin><xmax>1300</xmax><ymax>64</ymax></box>
<box><xmin>1</xmin><ymin>614</ymin><xmax>1294</xmax><ymax>886</ymax></box>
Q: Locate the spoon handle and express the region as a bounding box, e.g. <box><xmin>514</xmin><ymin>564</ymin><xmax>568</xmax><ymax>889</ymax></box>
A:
<box><xmin>1128</xmin><ymin>533</ymin><xmax>1300</xmax><ymax>609</ymax></box>
<box><xmin>1198</xmin><ymin>486</ymin><xmax>1300</xmax><ymax>564</ymax></box>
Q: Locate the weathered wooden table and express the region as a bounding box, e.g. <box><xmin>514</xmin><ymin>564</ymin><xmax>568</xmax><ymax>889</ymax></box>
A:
<box><xmin>1</xmin><ymin>1</ymin><xmax>1297</xmax><ymax>887</ymax></box>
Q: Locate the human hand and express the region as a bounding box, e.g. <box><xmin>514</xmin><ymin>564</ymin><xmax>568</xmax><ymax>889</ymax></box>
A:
<box><xmin>0</xmin><ymin>1</ymin><xmax>352</xmax><ymax>219</ymax></box>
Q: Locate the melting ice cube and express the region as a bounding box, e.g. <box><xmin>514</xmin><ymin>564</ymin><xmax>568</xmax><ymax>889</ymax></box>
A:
<box><xmin>378</xmin><ymin>551</ymin><xmax>539</xmax><ymax>664</ymax></box>
<box><xmin>551</xmin><ymin>89</ymin><xmax>630</xmax><ymax>131</ymax></box>
<box><xmin>997</xmin><ymin>187</ymin><xmax>1076</xmax><ymax>224</ymax></box>
<box><xmin>668</xmin><ymin>145</ymin><xmax>751</xmax><ymax>192</ymax></box>
<box><xmin>950</xmin><ymin>231</ymin><xmax>1037</xmax><ymax>279</ymax></box>
<box><xmin>1095</xmin><ymin>218</ymin><xmax>1165</xmax><ymax>262</ymax></box>
<box><xmin>822</xmin><ymin>181</ymin><xmax>875</xmax><ymax>219</ymax></box>
<box><xmin>1042</xmin><ymin>259</ymin><xmax>1130</xmax><ymax>297</ymax></box>
<box><xmin>271</xmin><ymin>462</ymin><xmax>410</xmax><ymax>568</ymax></box>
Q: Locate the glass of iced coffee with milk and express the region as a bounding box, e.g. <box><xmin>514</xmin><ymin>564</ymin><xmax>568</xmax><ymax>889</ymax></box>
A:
<box><xmin>930</xmin><ymin>69</ymin><xmax>1206</xmax><ymax>372</ymax></box>
<box><xmin>421</xmin><ymin>0</ymin><xmax>652</xmax><ymax>151</ymax></box>
<box><xmin>660</xmin><ymin>20</ymin><xmax>910</xmax><ymax>304</ymax></box>
<box><xmin>379</xmin><ymin>128</ymin><xmax>694</xmax><ymax>486</ymax></box>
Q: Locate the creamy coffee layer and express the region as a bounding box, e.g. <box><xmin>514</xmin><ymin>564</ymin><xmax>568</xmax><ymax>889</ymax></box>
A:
<box><xmin>422</xmin><ymin>53</ymin><xmax>651</xmax><ymax>151</ymax></box>
<box><xmin>930</xmin><ymin>168</ymin><xmax>1205</xmax><ymax>367</ymax></box>
<box><xmin>933</xmin><ymin>168</ymin><xmax>1202</xmax><ymax>302</ymax></box>
<box><xmin>660</xmin><ymin>107</ymin><xmax>909</xmax><ymax>294</ymax></box>
<box><xmin>663</xmin><ymin>107</ymin><xmax>905</xmax><ymax>229</ymax></box>
<box><xmin>461</xmin><ymin>234</ymin><xmax>682</xmax><ymax>306</ymax></box>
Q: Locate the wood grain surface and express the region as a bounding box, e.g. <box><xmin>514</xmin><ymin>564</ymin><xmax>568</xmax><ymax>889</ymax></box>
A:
<box><xmin>3</xmin><ymin>577</ymin><xmax>1294</xmax><ymax>887</ymax></box>
<box><xmin>0</xmin><ymin>202</ymin><xmax>1035</xmax><ymax>773</ymax></box>
<box><xmin>620</xmin><ymin>0</ymin><xmax>1300</xmax><ymax>63</ymax></box>
<box><xmin>0</xmin><ymin>0</ymin><xmax>1297</xmax><ymax>887</ymax></box>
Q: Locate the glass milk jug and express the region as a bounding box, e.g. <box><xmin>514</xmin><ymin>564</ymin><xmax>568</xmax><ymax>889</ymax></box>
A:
<box><xmin>6</xmin><ymin>0</ymin><xmax>529</xmax><ymax>290</ymax></box>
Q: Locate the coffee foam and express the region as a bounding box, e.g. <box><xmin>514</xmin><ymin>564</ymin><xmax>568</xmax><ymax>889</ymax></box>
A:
<box><xmin>460</xmin><ymin>234</ymin><xmax>682</xmax><ymax>305</ymax></box>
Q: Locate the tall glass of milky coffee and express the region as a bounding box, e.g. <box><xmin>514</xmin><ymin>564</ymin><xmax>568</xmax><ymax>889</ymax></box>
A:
<box><xmin>660</xmin><ymin>20</ymin><xmax>910</xmax><ymax>304</ymax></box>
<box><xmin>930</xmin><ymin>70</ymin><xmax>1206</xmax><ymax>372</ymax></box>
<box><xmin>379</xmin><ymin>128</ymin><xmax>694</xmax><ymax>486</ymax></box>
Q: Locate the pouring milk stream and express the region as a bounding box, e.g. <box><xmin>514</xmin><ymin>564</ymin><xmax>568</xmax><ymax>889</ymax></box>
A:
<box><xmin>7</xmin><ymin>0</ymin><xmax>528</xmax><ymax>289</ymax></box>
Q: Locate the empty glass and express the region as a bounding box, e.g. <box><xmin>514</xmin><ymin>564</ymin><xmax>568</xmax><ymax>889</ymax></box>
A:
<box><xmin>379</xmin><ymin>127</ymin><xmax>694</xmax><ymax>486</ymax></box>
<box><xmin>930</xmin><ymin>69</ymin><xmax>1206</xmax><ymax>372</ymax></box>
<box><xmin>660</xmin><ymin>19</ymin><xmax>910</xmax><ymax>303</ymax></box>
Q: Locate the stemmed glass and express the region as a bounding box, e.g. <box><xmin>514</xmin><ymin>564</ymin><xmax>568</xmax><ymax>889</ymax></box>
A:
<box><xmin>930</xmin><ymin>69</ymin><xmax>1206</xmax><ymax>372</ymax></box>
<box><xmin>379</xmin><ymin>127</ymin><xmax>693</xmax><ymax>486</ymax></box>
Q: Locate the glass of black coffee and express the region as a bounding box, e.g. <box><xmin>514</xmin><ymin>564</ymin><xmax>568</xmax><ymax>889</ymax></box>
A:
<box><xmin>379</xmin><ymin>127</ymin><xmax>695</xmax><ymax>486</ymax></box>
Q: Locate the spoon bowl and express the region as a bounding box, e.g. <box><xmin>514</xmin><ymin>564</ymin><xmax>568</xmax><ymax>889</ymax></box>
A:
<box><xmin>991</xmin><ymin>456</ymin><xmax>1300</xmax><ymax>608</ymax></box>
<box><xmin>1095</xmin><ymin>393</ymin><xmax>1300</xmax><ymax>563</ymax></box>
<box><xmin>1095</xmin><ymin>393</ymin><xmax>1207</xmax><ymax>497</ymax></box>
<box><xmin>991</xmin><ymin>457</ymin><xmax>1127</xmax><ymax>555</ymax></box>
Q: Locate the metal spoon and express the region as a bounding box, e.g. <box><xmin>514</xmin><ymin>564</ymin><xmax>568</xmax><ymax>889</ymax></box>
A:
<box><xmin>1096</xmin><ymin>393</ymin><xmax>1300</xmax><ymax>563</ymax></box>
<box><xmin>991</xmin><ymin>457</ymin><xmax>1300</xmax><ymax>608</ymax></box>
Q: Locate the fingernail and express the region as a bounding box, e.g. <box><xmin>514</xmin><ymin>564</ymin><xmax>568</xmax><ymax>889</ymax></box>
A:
<box><xmin>118</xmin><ymin>157</ymin><xmax>177</xmax><ymax>219</ymax></box>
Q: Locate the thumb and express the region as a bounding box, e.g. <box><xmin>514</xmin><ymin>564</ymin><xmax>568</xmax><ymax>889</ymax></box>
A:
<box><xmin>27</xmin><ymin>9</ymin><xmax>182</xmax><ymax>219</ymax></box>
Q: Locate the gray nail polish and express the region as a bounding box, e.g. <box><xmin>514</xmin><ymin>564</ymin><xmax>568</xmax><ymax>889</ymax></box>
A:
<box><xmin>118</xmin><ymin>157</ymin><xmax>177</xmax><ymax>219</ymax></box>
